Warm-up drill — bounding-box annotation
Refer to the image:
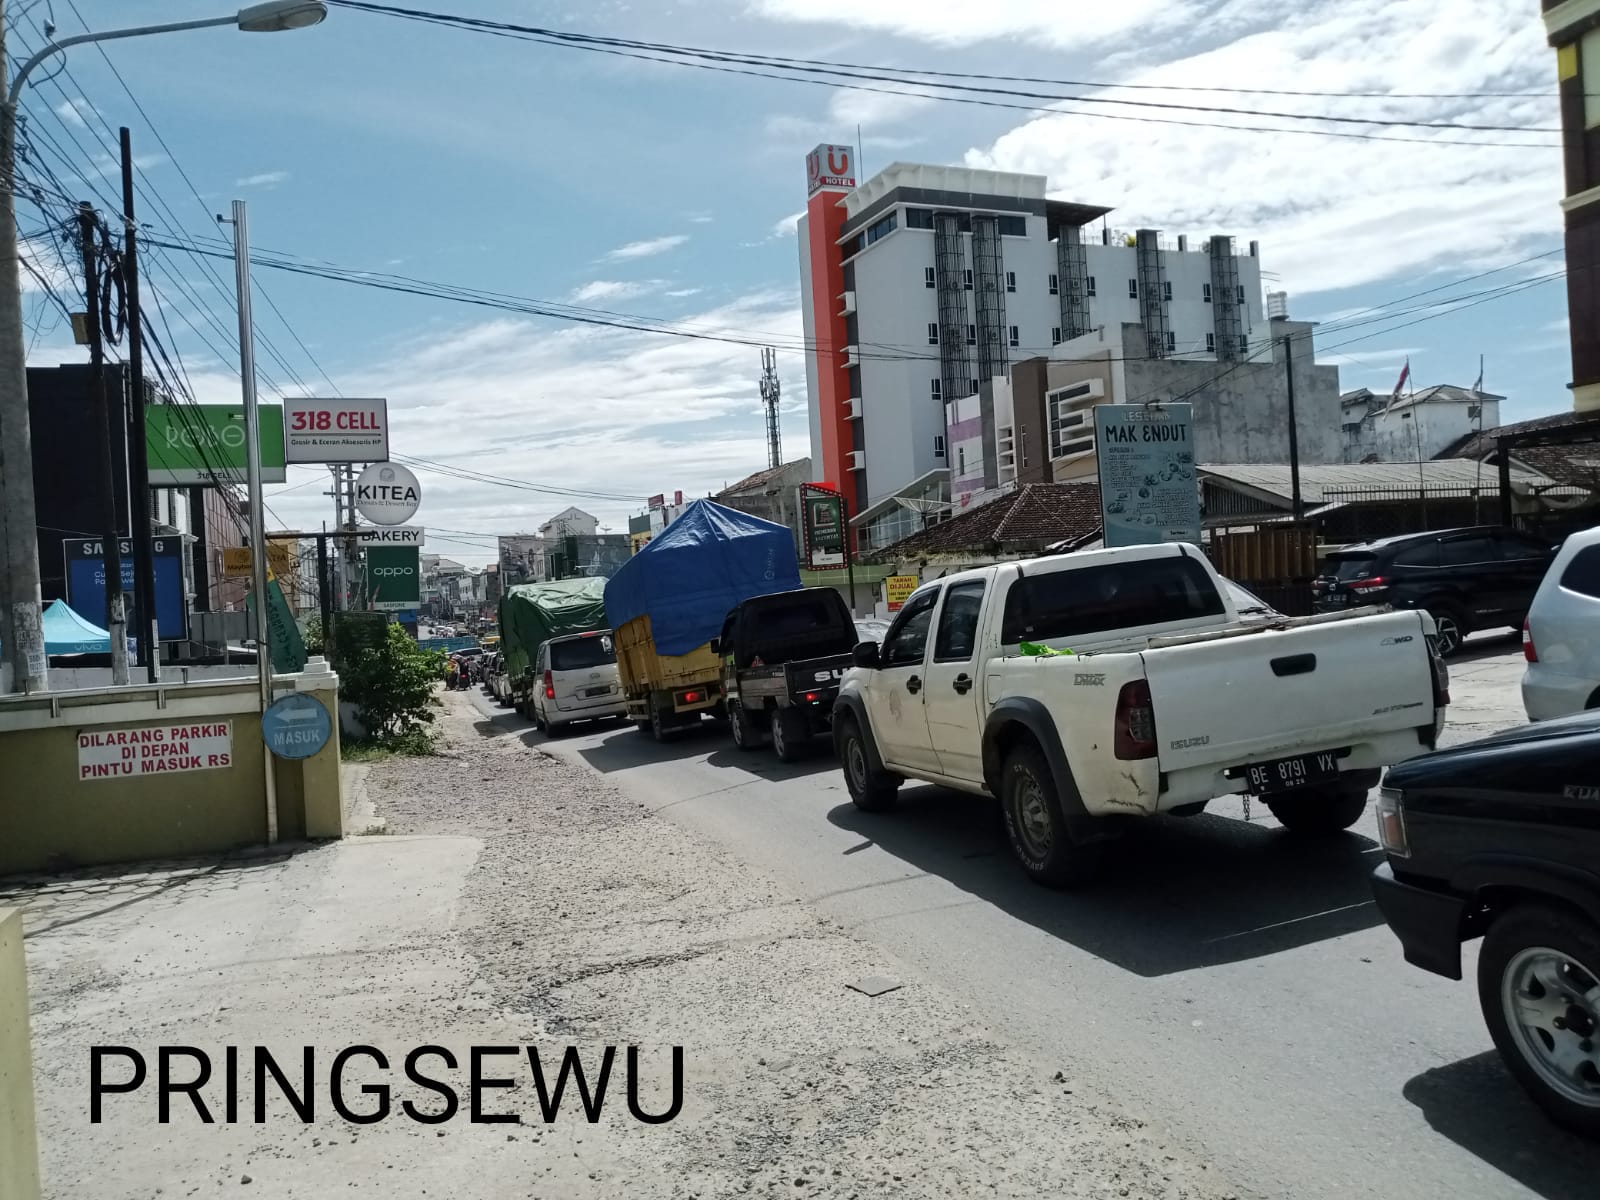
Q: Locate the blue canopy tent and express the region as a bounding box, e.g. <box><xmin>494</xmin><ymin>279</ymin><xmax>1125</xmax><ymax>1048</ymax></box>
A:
<box><xmin>41</xmin><ymin>599</ymin><xmax>138</xmax><ymax>656</ymax></box>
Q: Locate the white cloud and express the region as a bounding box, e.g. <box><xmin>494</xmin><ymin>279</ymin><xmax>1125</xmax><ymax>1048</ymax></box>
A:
<box><xmin>603</xmin><ymin>234</ymin><xmax>689</xmax><ymax>261</ymax></box>
<box><xmin>665</xmin><ymin>287</ymin><xmax>703</xmax><ymax>297</ymax></box>
<box><xmin>235</xmin><ymin>170</ymin><xmax>290</xmax><ymax>188</ymax></box>
<box><xmin>753</xmin><ymin>0</ymin><xmax>1170</xmax><ymax>49</ymax></box>
<box><xmin>771</xmin><ymin>209</ymin><xmax>805</xmax><ymax>238</ymax></box>
<box><xmin>54</xmin><ymin>98</ymin><xmax>94</xmax><ymax>128</ymax></box>
<box><xmin>963</xmin><ymin>0</ymin><xmax>1560</xmax><ymax>296</ymax></box>
<box><xmin>827</xmin><ymin>88</ymin><xmax>934</xmax><ymax>129</ymax></box>
<box><xmin>686</xmin><ymin>212</ymin><xmax>715</xmax><ymax>224</ymax></box>
<box><xmin>569</xmin><ymin>279</ymin><xmax>659</xmax><ymax>304</ymax></box>
<box><xmin>256</xmin><ymin>290</ymin><xmax>810</xmax><ymax>564</ymax></box>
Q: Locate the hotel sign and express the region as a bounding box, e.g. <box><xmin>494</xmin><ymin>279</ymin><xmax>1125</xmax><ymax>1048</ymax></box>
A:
<box><xmin>807</xmin><ymin>144</ymin><xmax>856</xmax><ymax>196</ymax></box>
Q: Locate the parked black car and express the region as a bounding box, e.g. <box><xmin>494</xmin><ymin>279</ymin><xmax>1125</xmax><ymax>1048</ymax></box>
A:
<box><xmin>1370</xmin><ymin>711</ymin><xmax>1600</xmax><ymax>1137</ymax></box>
<box><xmin>716</xmin><ymin>587</ymin><xmax>857</xmax><ymax>762</ymax></box>
<box><xmin>1313</xmin><ymin>526</ymin><xmax>1555</xmax><ymax>656</ymax></box>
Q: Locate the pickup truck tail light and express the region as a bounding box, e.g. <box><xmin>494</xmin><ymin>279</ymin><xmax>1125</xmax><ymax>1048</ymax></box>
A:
<box><xmin>1523</xmin><ymin>618</ymin><xmax>1538</xmax><ymax>663</ymax></box>
<box><xmin>1113</xmin><ymin>680</ymin><xmax>1158</xmax><ymax>760</ymax></box>
<box><xmin>1429</xmin><ymin>646</ymin><xmax>1450</xmax><ymax>707</ymax></box>
<box><xmin>543</xmin><ymin>670</ymin><xmax>555</xmax><ymax>699</ymax></box>
<box><xmin>1375</xmin><ymin>787</ymin><xmax>1409</xmax><ymax>857</ymax></box>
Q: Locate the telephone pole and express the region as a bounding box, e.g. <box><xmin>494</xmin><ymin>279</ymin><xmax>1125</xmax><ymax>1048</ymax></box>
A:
<box><xmin>0</xmin><ymin>12</ymin><xmax>48</xmax><ymax>693</ymax></box>
<box><xmin>80</xmin><ymin>202</ymin><xmax>130</xmax><ymax>683</ymax></box>
<box><xmin>121</xmin><ymin>127</ymin><xmax>159</xmax><ymax>681</ymax></box>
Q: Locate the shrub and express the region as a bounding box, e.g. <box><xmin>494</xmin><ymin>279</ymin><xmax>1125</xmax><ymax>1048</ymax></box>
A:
<box><xmin>342</xmin><ymin>623</ymin><xmax>446</xmax><ymax>750</ymax></box>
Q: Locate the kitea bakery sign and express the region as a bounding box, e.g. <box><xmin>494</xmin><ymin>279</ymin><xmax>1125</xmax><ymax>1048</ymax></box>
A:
<box><xmin>78</xmin><ymin>722</ymin><xmax>234</xmax><ymax>780</ymax></box>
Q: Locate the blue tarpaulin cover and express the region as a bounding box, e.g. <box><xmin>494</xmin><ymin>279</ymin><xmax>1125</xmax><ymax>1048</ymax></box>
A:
<box><xmin>604</xmin><ymin>500</ymin><xmax>802</xmax><ymax>656</ymax></box>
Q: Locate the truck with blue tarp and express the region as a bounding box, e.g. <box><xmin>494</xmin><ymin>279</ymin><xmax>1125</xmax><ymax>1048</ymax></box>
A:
<box><xmin>604</xmin><ymin>499</ymin><xmax>802</xmax><ymax>741</ymax></box>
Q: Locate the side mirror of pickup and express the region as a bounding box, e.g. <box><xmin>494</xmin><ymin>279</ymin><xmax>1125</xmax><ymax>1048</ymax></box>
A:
<box><xmin>708</xmin><ymin>638</ymin><xmax>721</xmax><ymax>656</ymax></box>
<box><xmin>852</xmin><ymin>641</ymin><xmax>881</xmax><ymax>669</ymax></box>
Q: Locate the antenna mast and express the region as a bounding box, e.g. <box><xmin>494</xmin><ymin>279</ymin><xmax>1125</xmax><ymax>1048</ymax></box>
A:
<box><xmin>760</xmin><ymin>347</ymin><xmax>782</xmax><ymax>470</ymax></box>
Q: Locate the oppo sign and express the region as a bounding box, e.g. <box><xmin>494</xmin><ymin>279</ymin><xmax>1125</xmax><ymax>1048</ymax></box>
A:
<box><xmin>354</xmin><ymin>462</ymin><xmax>422</xmax><ymax>526</ymax></box>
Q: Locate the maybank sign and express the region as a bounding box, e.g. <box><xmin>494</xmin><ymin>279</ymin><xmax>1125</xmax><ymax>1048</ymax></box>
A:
<box><xmin>357</xmin><ymin>526</ymin><xmax>424</xmax><ymax>547</ymax></box>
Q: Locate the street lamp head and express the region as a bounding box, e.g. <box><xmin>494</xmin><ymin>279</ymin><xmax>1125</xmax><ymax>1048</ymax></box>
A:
<box><xmin>236</xmin><ymin>1</ymin><xmax>328</xmax><ymax>32</ymax></box>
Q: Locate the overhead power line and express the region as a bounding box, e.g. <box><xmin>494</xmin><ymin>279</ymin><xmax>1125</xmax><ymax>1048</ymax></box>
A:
<box><xmin>326</xmin><ymin>2</ymin><xmax>1560</xmax><ymax>149</ymax></box>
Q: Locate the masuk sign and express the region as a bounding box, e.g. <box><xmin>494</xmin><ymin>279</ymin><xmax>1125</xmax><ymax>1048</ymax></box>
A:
<box><xmin>354</xmin><ymin>462</ymin><xmax>421</xmax><ymax>526</ymax></box>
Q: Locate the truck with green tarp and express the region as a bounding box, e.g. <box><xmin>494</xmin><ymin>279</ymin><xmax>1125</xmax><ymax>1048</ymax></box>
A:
<box><xmin>497</xmin><ymin>576</ymin><xmax>610</xmax><ymax>717</ymax></box>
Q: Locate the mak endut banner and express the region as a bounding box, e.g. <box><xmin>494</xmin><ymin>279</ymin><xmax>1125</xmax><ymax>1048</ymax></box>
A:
<box><xmin>146</xmin><ymin>404</ymin><xmax>287</xmax><ymax>487</ymax></box>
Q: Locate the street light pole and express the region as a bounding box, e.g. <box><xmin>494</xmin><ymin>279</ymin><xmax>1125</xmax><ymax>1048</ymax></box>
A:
<box><xmin>0</xmin><ymin>1</ymin><xmax>329</xmax><ymax>695</ymax></box>
<box><xmin>229</xmin><ymin>198</ymin><xmax>278</xmax><ymax>843</ymax></box>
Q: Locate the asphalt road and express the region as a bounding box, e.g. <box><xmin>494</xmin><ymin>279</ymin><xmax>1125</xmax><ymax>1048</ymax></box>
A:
<box><xmin>466</xmin><ymin>632</ymin><xmax>1600</xmax><ymax>1200</ymax></box>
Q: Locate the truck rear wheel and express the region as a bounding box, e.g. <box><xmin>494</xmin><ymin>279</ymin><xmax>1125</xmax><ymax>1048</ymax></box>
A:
<box><xmin>1000</xmin><ymin>744</ymin><xmax>1103</xmax><ymax>889</ymax></box>
<box><xmin>728</xmin><ymin>701</ymin><xmax>761</xmax><ymax>751</ymax></box>
<box><xmin>839</xmin><ymin>716</ymin><xmax>900</xmax><ymax>811</ymax></box>
<box><xmin>771</xmin><ymin>706</ymin><xmax>808</xmax><ymax>763</ymax></box>
<box><xmin>649</xmin><ymin>702</ymin><xmax>673</xmax><ymax>743</ymax></box>
<box><xmin>1265</xmin><ymin>782</ymin><xmax>1369</xmax><ymax>834</ymax></box>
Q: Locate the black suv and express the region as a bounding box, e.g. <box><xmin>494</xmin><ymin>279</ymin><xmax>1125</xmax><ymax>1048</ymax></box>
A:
<box><xmin>1313</xmin><ymin>526</ymin><xmax>1554</xmax><ymax>656</ymax></box>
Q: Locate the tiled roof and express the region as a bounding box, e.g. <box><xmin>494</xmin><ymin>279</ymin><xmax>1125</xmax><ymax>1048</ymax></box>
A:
<box><xmin>867</xmin><ymin>483</ymin><xmax>1102</xmax><ymax>561</ymax></box>
<box><xmin>1436</xmin><ymin>410</ymin><xmax>1600</xmax><ymax>487</ymax></box>
<box><xmin>720</xmin><ymin>459</ymin><xmax>808</xmax><ymax>496</ymax></box>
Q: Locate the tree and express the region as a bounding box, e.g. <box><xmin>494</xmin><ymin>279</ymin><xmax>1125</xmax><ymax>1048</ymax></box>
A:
<box><xmin>342</xmin><ymin>623</ymin><xmax>445</xmax><ymax>750</ymax></box>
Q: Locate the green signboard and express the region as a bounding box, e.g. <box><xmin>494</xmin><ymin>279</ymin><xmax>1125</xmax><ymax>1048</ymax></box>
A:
<box><xmin>246</xmin><ymin>577</ymin><xmax>308</xmax><ymax>674</ymax></box>
<box><xmin>366</xmin><ymin>545</ymin><xmax>421</xmax><ymax>611</ymax></box>
<box><xmin>146</xmin><ymin>403</ymin><xmax>286</xmax><ymax>486</ymax></box>
<box><xmin>803</xmin><ymin>490</ymin><xmax>845</xmax><ymax>569</ymax></box>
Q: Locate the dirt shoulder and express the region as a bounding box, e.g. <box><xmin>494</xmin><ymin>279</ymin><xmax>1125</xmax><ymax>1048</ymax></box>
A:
<box><xmin>355</xmin><ymin>691</ymin><xmax>1240</xmax><ymax>1199</ymax></box>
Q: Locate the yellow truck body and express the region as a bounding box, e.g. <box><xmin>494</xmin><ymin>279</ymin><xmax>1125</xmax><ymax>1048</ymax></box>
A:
<box><xmin>614</xmin><ymin>613</ymin><xmax>723</xmax><ymax>722</ymax></box>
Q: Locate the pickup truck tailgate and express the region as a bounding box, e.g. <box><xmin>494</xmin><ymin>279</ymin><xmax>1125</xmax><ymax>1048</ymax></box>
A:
<box><xmin>1144</xmin><ymin>609</ymin><xmax>1435</xmax><ymax>775</ymax></box>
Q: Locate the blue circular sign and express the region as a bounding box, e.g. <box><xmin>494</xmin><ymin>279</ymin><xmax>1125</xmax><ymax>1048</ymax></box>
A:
<box><xmin>262</xmin><ymin>693</ymin><xmax>333</xmax><ymax>760</ymax></box>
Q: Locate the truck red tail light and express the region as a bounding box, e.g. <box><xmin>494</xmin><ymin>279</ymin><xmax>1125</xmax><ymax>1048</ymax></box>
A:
<box><xmin>683</xmin><ymin>690</ymin><xmax>702</xmax><ymax>704</ymax></box>
<box><xmin>1113</xmin><ymin>680</ymin><xmax>1157</xmax><ymax>760</ymax></box>
<box><xmin>1523</xmin><ymin>618</ymin><xmax>1538</xmax><ymax>663</ymax></box>
<box><xmin>1348</xmin><ymin>576</ymin><xmax>1389</xmax><ymax>592</ymax></box>
<box><xmin>543</xmin><ymin>670</ymin><xmax>555</xmax><ymax>699</ymax></box>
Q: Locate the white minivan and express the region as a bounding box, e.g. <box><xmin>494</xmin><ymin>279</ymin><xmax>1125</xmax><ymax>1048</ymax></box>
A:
<box><xmin>1521</xmin><ymin>527</ymin><xmax>1600</xmax><ymax>721</ymax></box>
<box><xmin>532</xmin><ymin>630</ymin><xmax>626</xmax><ymax>735</ymax></box>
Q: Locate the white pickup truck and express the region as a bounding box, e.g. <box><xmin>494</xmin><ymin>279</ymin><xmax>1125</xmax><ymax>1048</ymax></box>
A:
<box><xmin>833</xmin><ymin>543</ymin><xmax>1449</xmax><ymax>887</ymax></box>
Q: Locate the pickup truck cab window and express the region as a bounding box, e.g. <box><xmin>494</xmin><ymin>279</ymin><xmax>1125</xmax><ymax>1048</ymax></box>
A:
<box><xmin>881</xmin><ymin>592</ymin><xmax>938</xmax><ymax>666</ymax></box>
<box><xmin>927</xmin><ymin>579</ymin><xmax>988</xmax><ymax>780</ymax></box>
<box><xmin>933</xmin><ymin>581</ymin><xmax>985</xmax><ymax>662</ymax></box>
<box><xmin>1001</xmin><ymin>556</ymin><xmax>1224</xmax><ymax>643</ymax></box>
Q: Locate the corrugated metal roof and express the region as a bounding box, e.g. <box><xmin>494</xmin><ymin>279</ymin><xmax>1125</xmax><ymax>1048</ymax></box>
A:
<box><xmin>1199</xmin><ymin>460</ymin><xmax>1563</xmax><ymax>502</ymax></box>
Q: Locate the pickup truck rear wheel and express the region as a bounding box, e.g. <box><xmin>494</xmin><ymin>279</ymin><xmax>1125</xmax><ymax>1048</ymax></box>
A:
<box><xmin>728</xmin><ymin>701</ymin><xmax>761</xmax><ymax>751</ymax></box>
<box><xmin>1265</xmin><ymin>783</ymin><xmax>1368</xmax><ymax>834</ymax></box>
<box><xmin>1001</xmin><ymin>745</ymin><xmax>1103</xmax><ymax>889</ymax></box>
<box><xmin>839</xmin><ymin>717</ymin><xmax>900</xmax><ymax>811</ymax></box>
<box><xmin>1479</xmin><ymin>904</ymin><xmax>1600</xmax><ymax>1139</ymax></box>
<box><xmin>771</xmin><ymin>706</ymin><xmax>808</xmax><ymax>763</ymax></box>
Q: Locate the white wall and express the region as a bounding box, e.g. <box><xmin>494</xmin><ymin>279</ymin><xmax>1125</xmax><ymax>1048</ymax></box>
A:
<box><xmin>1366</xmin><ymin>399</ymin><xmax>1501</xmax><ymax>462</ymax></box>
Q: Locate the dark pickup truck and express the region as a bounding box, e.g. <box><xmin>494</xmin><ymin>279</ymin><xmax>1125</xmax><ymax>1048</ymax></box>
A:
<box><xmin>1371</xmin><ymin>710</ymin><xmax>1600</xmax><ymax>1138</ymax></box>
<box><xmin>717</xmin><ymin>587</ymin><xmax>857</xmax><ymax>762</ymax></box>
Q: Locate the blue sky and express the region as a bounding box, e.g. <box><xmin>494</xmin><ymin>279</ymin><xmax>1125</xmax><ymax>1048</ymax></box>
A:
<box><xmin>15</xmin><ymin>0</ymin><xmax>1570</xmax><ymax>565</ymax></box>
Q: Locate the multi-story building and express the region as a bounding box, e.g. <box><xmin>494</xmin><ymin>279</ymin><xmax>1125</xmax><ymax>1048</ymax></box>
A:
<box><xmin>798</xmin><ymin>148</ymin><xmax>1273</xmax><ymax>548</ymax></box>
<box><xmin>1340</xmin><ymin>384</ymin><xmax>1502</xmax><ymax>464</ymax></box>
<box><xmin>714</xmin><ymin>458</ymin><xmax>812</xmax><ymax>555</ymax></box>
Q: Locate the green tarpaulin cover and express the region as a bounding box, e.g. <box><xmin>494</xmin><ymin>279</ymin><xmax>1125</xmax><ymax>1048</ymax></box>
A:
<box><xmin>499</xmin><ymin>576</ymin><xmax>610</xmax><ymax>681</ymax></box>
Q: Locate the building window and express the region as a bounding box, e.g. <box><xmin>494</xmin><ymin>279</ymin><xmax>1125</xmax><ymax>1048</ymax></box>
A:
<box><xmin>970</xmin><ymin>378</ymin><xmax>979</xmax><ymax>395</ymax></box>
<box><xmin>958</xmin><ymin>446</ymin><xmax>966</xmax><ymax>474</ymax></box>
<box><xmin>1206</xmin><ymin>332</ymin><xmax>1216</xmax><ymax>353</ymax></box>
<box><xmin>963</xmin><ymin>269</ymin><xmax>973</xmax><ymax>290</ymax></box>
<box><xmin>1238</xmin><ymin>334</ymin><xmax>1249</xmax><ymax>354</ymax></box>
<box><xmin>924</xmin><ymin>266</ymin><xmax>936</xmax><ymax>289</ymax></box>
<box><xmin>1086</xmin><ymin>275</ymin><xmax>1097</xmax><ymax>297</ymax></box>
<box><xmin>862</xmin><ymin>212</ymin><xmax>897</xmax><ymax>247</ymax></box>
<box><xmin>1128</xmin><ymin>278</ymin><xmax>1139</xmax><ymax>299</ymax></box>
<box><xmin>905</xmin><ymin>207</ymin><xmax>935</xmax><ymax>230</ymax></box>
<box><xmin>1236</xmin><ymin>284</ymin><xmax>1246</xmax><ymax>305</ymax></box>
<box><xmin>928</xmin><ymin>322</ymin><xmax>940</xmax><ymax>345</ymax></box>
<box><xmin>931</xmin><ymin>378</ymin><xmax>942</xmax><ymax>401</ymax></box>
<box><xmin>1051</xmin><ymin>326</ymin><xmax>1062</xmax><ymax>345</ymax></box>
<box><xmin>1048</xmin><ymin>273</ymin><xmax>1059</xmax><ymax>295</ymax></box>
<box><xmin>1165</xmin><ymin>331</ymin><xmax>1177</xmax><ymax>352</ymax></box>
<box><xmin>966</xmin><ymin>323</ymin><xmax>977</xmax><ymax>346</ymax></box>
<box><xmin>1203</xmin><ymin>282</ymin><xmax>1212</xmax><ymax>304</ymax></box>
<box><xmin>1005</xmin><ymin>271</ymin><xmax>1017</xmax><ymax>293</ymax></box>
<box><xmin>1162</xmin><ymin>280</ymin><xmax>1173</xmax><ymax>302</ymax></box>
<box><xmin>934</xmin><ymin>435</ymin><xmax>946</xmax><ymax>457</ymax></box>
<box><xmin>1008</xmin><ymin>324</ymin><xmax>1020</xmax><ymax>348</ymax></box>
<box><xmin>997</xmin><ymin>215</ymin><xmax>1026</xmax><ymax>236</ymax></box>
